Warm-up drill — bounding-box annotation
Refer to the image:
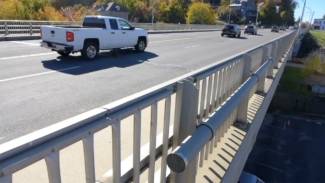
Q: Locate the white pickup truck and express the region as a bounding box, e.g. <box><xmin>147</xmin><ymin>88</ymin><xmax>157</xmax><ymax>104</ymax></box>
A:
<box><xmin>41</xmin><ymin>16</ymin><xmax>148</xmax><ymax>59</ymax></box>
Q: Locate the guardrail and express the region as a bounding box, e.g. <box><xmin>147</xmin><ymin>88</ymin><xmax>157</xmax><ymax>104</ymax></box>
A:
<box><xmin>0</xmin><ymin>20</ymin><xmax>222</xmax><ymax>38</ymax></box>
<box><xmin>0</xmin><ymin>31</ymin><xmax>296</xmax><ymax>183</ymax></box>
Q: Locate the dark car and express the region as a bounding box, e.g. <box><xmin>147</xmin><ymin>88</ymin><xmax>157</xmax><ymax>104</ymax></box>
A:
<box><xmin>221</xmin><ymin>24</ymin><xmax>241</xmax><ymax>38</ymax></box>
<box><xmin>271</xmin><ymin>26</ymin><xmax>279</xmax><ymax>32</ymax></box>
<box><xmin>279</xmin><ymin>26</ymin><xmax>286</xmax><ymax>31</ymax></box>
<box><xmin>244</xmin><ymin>25</ymin><xmax>257</xmax><ymax>35</ymax></box>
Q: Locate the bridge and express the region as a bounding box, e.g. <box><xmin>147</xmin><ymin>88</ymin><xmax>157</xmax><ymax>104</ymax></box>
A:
<box><xmin>0</xmin><ymin>22</ymin><xmax>296</xmax><ymax>183</ymax></box>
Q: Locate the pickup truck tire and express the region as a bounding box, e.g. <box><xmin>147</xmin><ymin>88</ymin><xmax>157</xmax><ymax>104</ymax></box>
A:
<box><xmin>57</xmin><ymin>51</ymin><xmax>70</xmax><ymax>57</ymax></box>
<box><xmin>82</xmin><ymin>41</ymin><xmax>98</xmax><ymax>60</ymax></box>
<box><xmin>135</xmin><ymin>38</ymin><xmax>146</xmax><ymax>52</ymax></box>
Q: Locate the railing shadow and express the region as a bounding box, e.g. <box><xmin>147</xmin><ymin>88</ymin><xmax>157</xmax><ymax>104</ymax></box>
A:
<box><xmin>41</xmin><ymin>49</ymin><xmax>158</xmax><ymax>75</ymax></box>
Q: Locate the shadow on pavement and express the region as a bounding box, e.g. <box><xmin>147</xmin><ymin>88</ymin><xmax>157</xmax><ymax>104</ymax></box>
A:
<box><xmin>222</xmin><ymin>36</ymin><xmax>248</xmax><ymax>39</ymax></box>
<box><xmin>42</xmin><ymin>49</ymin><xmax>158</xmax><ymax>75</ymax></box>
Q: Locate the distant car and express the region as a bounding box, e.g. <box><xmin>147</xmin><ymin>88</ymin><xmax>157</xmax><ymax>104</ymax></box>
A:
<box><xmin>238</xmin><ymin>172</ymin><xmax>265</xmax><ymax>183</ymax></box>
<box><xmin>221</xmin><ymin>24</ymin><xmax>241</xmax><ymax>38</ymax></box>
<box><xmin>279</xmin><ymin>26</ymin><xmax>286</xmax><ymax>31</ymax></box>
<box><xmin>271</xmin><ymin>26</ymin><xmax>279</xmax><ymax>32</ymax></box>
<box><xmin>244</xmin><ymin>25</ymin><xmax>257</xmax><ymax>35</ymax></box>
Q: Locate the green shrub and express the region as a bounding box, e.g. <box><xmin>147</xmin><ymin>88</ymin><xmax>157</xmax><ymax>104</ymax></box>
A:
<box><xmin>297</xmin><ymin>32</ymin><xmax>320</xmax><ymax>58</ymax></box>
<box><xmin>186</xmin><ymin>2</ymin><xmax>216</xmax><ymax>25</ymax></box>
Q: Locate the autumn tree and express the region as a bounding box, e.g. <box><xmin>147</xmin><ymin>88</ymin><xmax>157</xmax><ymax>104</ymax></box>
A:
<box><xmin>187</xmin><ymin>2</ymin><xmax>216</xmax><ymax>24</ymax></box>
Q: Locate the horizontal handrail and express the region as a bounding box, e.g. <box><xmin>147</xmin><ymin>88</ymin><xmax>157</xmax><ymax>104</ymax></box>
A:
<box><xmin>166</xmin><ymin>59</ymin><xmax>272</xmax><ymax>173</ymax></box>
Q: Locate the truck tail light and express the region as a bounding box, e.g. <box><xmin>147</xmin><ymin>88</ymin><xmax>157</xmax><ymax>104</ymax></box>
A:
<box><xmin>66</xmin><ymin>31</ymin><xmax>74</xmax><ymax>42</ymax></box>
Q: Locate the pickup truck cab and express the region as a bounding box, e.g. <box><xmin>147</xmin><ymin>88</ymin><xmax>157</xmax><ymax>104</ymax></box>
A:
<box><xmin>41</xmin><ymin>16</ymin><xmax>148</xmax><ymax>59</ymax></box>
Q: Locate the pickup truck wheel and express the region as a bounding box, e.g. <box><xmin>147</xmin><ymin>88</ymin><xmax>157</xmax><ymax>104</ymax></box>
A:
<box><xmin>82</xmin><ymin>42</ymin><xmax>98</xmax><ymax>60</ymax></box>
<box><xmin>135</xmin><ymin>39</ymin><xmax>146</xmax><ymax>52</ymax></box>
<box><xmin>57</xmin><ymin>51</ymin><xmax>70</xmax><ymax>57</ymax></box>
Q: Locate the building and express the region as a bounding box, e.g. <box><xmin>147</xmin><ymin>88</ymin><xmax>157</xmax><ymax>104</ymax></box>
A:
<box><xmin>209</xmin><ymin>0</ymin><xmax>221</xmax><ymax>7</ymax></box>
<box><xmin>229</xmin><ymin>0</ymin><xmax>257</xmax><ymax>24</ymax></box>
<box><xmin>313</xmin><ymin>19</ymin><xmax>325</xmax><ymax>30</ymax></box>
<box><xmin>94</xmin><ymin>2</ymin><xmax>129</xmax><ymax>20</ymax></box>
<box><xmin>240</xmin><ymin>0</ymin><xmax>257</xmax><ymax>24</ymax></box>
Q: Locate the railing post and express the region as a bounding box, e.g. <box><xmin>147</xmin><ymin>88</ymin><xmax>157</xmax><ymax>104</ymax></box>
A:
<box><xmin>45</xmin><ymin>151</ymin><xmax>61</xmax><ymax>183</ymax></box>
<box><xmin>170</xmin><ymin>78</ymin><xmax>199</xmax><ymax>183</ymax></box>
<box><xmin>30</xmin><ymin>22</ymin><xmax>33</xmax><ymax>35</ymax></box>
<box><xmin>236</xmin><ymin>54</ymin><xmax>252</xmax><ymax>124</ymax></box>
<box><xmin>272</xmin><ymin>41</ymin><xmax>279</xmax><ymax>69</ymax></box>
<box><xmin>4</xmin><ymin>22</ymin><xmax>8</xmax><ymax>36</ymax></box>
<box><xmin>257</xmin><ymin>46</ymin><xmax>269</xmax><ymax>93</ymax></box>
<box><xmin>82</xmin><ymin>134</ymin><xmax>96</xmax><ymax>183</ymax></box>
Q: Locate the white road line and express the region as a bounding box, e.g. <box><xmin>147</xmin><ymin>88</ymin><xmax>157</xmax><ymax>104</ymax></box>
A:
<box><xmin>11</xmin><ymin>41</ymin><xmax>40</xmax><ymax>46</ymax></box>
<box><xmin>0</xmin><ymin>66</ymin><xmax>81</xmax><ymax>83</ymax></box>
<box><xmin>151</xmin><ymin>37</ymin><xmax>192</xmax><ymax>43</ymax></box>
<box><xmin>0</xmin><ymin>52</ymin><xmax>55</xmax><ymax>61</ymax></box>
<box><xmin>184</xmin><ymin>44</ymin><xmax>200</xmax><ymax>49</ymax></box>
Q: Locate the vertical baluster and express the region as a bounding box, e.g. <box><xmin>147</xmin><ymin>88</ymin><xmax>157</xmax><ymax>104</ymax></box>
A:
<box><xmin>199</xmin><ymin>78</ymin><xmax>207</xmax><ymax>121</ymax></box>
<box><xmin>112</xmin><ymin>122</ymin><xmax>121</xmax><ymax>183</ymax></box>
<box><xmin>148</xmin><ymin>103</ymin><xmax>158</xmax><ymax>183</ymax></box>
<box><xmin>211</xmin><ymin>72</ymin><xmax>219</xmax><ymax>112</ymax></box>
<box><xmin>215</xmin><ymin>69</ymin><xmax>223</xmax><ymax>108</ymax></box>
<box><xmin>82</xmin><ymin>134</ymin><xmax>96</xmax><ymax>183</ymax></box>
<box><xmin>160</xmin><ymin>96</ymin><xmax>171</xmax><ymax>183</ymax></box>
<box><xmin>204</xmin><ymin>76</ymin><xmax>213</xmax><ymax>158</ymax></box>
<box><xmin>133</xmin><ymin>111</ymin><xmax>141</xmax><ymax>183</ymax></box>
<box><xmin>45</xmin><ymin>151</ymin><xmax>61</xmax><ymax>183</ymax></box>
<box><xmin>205</xmin><ymin>76</ymin><xmax>213</xmax><ymax>117</ymax></box>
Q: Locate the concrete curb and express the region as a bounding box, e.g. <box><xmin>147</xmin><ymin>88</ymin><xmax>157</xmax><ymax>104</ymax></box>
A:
<box><xmin>0</xmin><ymin>29</ymin><xmax>221</xmax><ymax>41</ymax></box>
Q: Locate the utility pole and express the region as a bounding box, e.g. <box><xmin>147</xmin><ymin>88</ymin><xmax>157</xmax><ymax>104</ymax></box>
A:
<box><xmin>298</xmin><ymin>0</ymin><xmax>307</xmax><ymax>35</ymax></box>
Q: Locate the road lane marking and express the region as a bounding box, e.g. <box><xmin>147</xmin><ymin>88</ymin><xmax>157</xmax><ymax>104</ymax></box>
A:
<box><xmin>0</xmin><ymin>66</ymin><xmax>81</xmax><ymax>83</ymax></box>
<box><xmin>184</xmin><ymin>44</ymin><xmax>200</xmax><ymax>49</ymax></box>
<box><xmin>11</xmin><ymin>41</ymin><xmax>40</xmax><ymax>46</ymax></box>
<box><xmin>151</xmin><ymin>37</ymin><xmax>192</xmax><ymax>43</ymax></box>
<box><xmin>0</xmin><ymin>52</ymin><xmax>55</xmax><ymax>61</ymax></box>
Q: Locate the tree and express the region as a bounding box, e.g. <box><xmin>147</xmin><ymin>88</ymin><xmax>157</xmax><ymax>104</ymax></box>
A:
<box><xmin>259</xmin><ymin>0</ymin><xmax>281</xmax><ymax>26</ymax></box>
<box><xmin>51</xmin><ymin>0</ymin><xmax>96</xmax><ymax>8</ymax></box>
<box><xmin>187</xmin><ymin>2</ymin><xmax>216</xmax><ymax>24</ymax></box>
<box><xmin>0</xmin><ymin>0</ymin><xmax>65</xmax><ymax>20</ymax></box>
<box><xmin>279</xmin><ymin>0</ymin><xmax>296</xmax><ymax>25</ymax></box>
<box><xmin>158</xmin><ymin>0</ymin><xmax>186</xmax><ymax>23</ymax></box>
<box><xmin>217</xmin><ymin>0</ymin><xmax>230</xmax><ymax>21</ymax></box>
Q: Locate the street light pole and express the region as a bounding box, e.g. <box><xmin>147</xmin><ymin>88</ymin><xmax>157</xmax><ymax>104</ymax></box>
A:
<box><xmin>151</xmin><ymin>0</ymin><xmax>154</xmax><ymax>25</ymax></box>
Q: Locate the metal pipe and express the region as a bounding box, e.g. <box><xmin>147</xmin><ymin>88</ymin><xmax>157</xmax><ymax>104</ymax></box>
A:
<box><xmin>167</xmin><ymin>59</ymin><xmax>271</xmax><ymax>173</ymax></box>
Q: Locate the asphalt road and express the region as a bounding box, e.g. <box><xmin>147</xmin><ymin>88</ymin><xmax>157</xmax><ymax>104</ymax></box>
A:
<box><xmin>0</xmin><ymin>30</ymin><xmax>291</xmax><ymax>144</ymax></box>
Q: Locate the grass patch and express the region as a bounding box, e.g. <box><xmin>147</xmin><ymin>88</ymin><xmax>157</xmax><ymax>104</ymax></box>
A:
<box><xmin>279</xmin><ymin>67</ymin><xmax>310</xmax><ymax>95</ymax></box>
<box><xmin>311</xmin><ymin>31</ymin><xmax>325</xmax><ymax>48</ymax></box>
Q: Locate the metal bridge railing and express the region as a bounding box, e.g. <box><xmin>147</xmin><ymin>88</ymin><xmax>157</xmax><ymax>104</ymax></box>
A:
<box><xmin>0</xmin><ymin>32</ymin><xmax>296</xmax><ymax>183</ymax></box>
<box><xmin>0</xmin><ymin>20</ymin><xmax>222</xmax><ymax>37</ymax></box>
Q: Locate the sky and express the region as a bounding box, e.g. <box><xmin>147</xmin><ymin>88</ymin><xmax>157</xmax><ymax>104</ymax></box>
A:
<box><xmin>294</xmin><ymin>0</ymin><xmax>324</xmax><ymax>22</ymax></box>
